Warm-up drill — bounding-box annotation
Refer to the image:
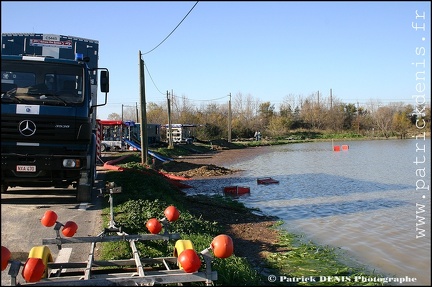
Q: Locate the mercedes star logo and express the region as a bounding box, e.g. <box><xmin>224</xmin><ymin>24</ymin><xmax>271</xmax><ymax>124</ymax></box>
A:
<box><xmin>18</xmin><ymin>120</ymin><xmax>37</xmax><ymax>136</ymax></box>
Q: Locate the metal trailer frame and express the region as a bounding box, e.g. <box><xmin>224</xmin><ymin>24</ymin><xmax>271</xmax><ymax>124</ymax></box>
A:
<box><xmin>4</xmin><ymin>183</ymin><xmax>219</xmax><ymax>286</ymax></box>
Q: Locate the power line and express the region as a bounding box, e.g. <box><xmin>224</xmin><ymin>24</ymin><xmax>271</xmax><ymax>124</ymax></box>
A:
<box><xmin>142</xmin><ymin>1</ymin><xmax>199</xmax><ymax>56</ymax></box>
<box><xmin>144</xmin><ymin>62</ymin><xmax>165</xmax><ymax>95</ymax></box>
<box><xmin>171</xmin><ymin>93</ymin><xmax>230</xmax><ymax>102</ymax></box>
<box><xmin>143</xmin><ymin>61</ymin><xmax>230</xmax><ymax>102</ymax></box>
<box><xmin>141</xmin><ymin>2</ymin><xmax>199</xmax><ymax>96</ymax></box>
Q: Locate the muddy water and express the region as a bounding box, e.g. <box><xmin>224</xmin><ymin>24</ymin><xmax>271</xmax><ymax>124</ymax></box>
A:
<box><xmin>187</xmin><ymin>139</ymin><xmax>431</xmax><ymax>286</ymax></box>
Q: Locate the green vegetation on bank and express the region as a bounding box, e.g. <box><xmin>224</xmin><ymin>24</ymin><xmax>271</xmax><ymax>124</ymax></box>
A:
<box><xmin>99</xmin><ymin>151</ymin><xmax>388</xmax><ymax>286</ymax></box>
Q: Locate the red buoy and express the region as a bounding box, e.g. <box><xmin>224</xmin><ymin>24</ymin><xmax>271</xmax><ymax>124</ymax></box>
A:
<box><xmin>178</xmin><ymin>249</ymin><xmax>201</xmax><ymax>273</ymax></box>
<box><xmin>40</xmin><ymin>210</ymin><xmax>58</xmax><ymax>227</ymax></box>
<box><xmin>211</xmin><ymin>234</ymin><xmax>234</xmax><ymax>258</ymax></box>
<box><xmin>22</xmin><ymin>258</ymin><xmax>45</xmax><ymax>283</ymax></box>
<box><xmin>333</xmin><ymin>145</ymin><xmax>340</xmax><ymax>152</ymax></box>
<box><xmin>146</xmin><ymin>218</ymin><xmax>162</xmax><ymax>234</ymax></box>
<box><xmin>1</xmin><ymin>246</ymin><xmax>11</xmax><ymax>271</ymax></box>
<box><xmin>164</xmin><ymin>205</ymin><xmax>180</xmax><ymax>222</ymax></box>
<box><xmin>62</xmin><ymin>221</ymin><xmax>78</xmax><ymax>237</ymax></box>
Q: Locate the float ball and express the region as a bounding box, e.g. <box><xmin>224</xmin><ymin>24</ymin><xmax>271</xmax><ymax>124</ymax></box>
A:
<box><xmin>146</xmin><ymin>218</ymin><xmax>162</xmax><ymax>234</ymax></box>
<box><xmin>164</xmin><ymin>205</ymin><xmax>180</xmax><ymax>222</ymax></box>
<box><xmin>62</xmin><ymin>221</ymin><xmax>78</xmax><ymax>237</ymax></box>
<box><xmin>178</xmin><ymin>249</ymin><xmax>201</xmax><ymax>273</ymax></box>
<box><xmin>1</xmin><ymin>246</ymin><xmax>11</xmax><ymax>271</ymax></box>
<box><xmin>40</xmin><ymin>210</ymin><xmax>58</xmax><ymax>227</ymax></box>
<box><xmin>22</xmin><ymin>258</ymin><xmax>45</xmax><ymax>283</ymax></box>
<box><xmin>211</xmin><ymin>234</ymin><xmax>234</xmax><ymax>258</ymax></box>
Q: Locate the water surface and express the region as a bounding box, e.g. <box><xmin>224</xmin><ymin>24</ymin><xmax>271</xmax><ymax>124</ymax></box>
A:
<box><xmin>188</xmin><ymin>139</ymin><xmax>431</xmax><ymax>285</ymax></box>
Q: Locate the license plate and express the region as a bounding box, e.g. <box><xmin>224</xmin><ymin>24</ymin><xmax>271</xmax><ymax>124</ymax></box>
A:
<box><xmin>16</xmin><ymin>165</ymin><xmax>36</xmax><ymax>172</ymax></box>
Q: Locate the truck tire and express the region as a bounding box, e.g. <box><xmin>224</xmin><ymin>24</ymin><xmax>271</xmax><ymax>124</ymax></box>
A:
<box><xmin>76</xmin><ymin>184</ymin><xmax>92</xmax><ymax>203</ymax></box>
<box><xmin>76</xmin><ymin>164</ymin><xmax>96</xmax><ymax>202</ymax></box>
<box><xmin>76</xmin><ymin>167</ymin><xmax>94</xmax><ymax>202</ymax></box>
<box><xmin>76</xmin><ymin>134</ymin><xmax>97</xmax><ymax>202</ymax></box>
<box><xmin>1</xmin><ymin>184</ymin><xmax>8</xmax><ymax>193</ymax></box>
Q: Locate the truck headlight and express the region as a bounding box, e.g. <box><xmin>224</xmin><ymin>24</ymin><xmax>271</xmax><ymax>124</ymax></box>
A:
<box><xmin>63</xmin><ymin>159</ymin><xmax>81</xmax><ymax>168</ymax></box>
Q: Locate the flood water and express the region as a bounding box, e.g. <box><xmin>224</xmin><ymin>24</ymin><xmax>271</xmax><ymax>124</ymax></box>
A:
<box><xmin>187</xmin><ymin>138</ymin><xmax>431</xmax><ymax>286</ymax></box>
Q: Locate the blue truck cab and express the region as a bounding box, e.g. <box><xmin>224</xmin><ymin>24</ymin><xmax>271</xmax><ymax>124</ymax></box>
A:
<box><xmin>1</xmin><ymin>33</ymin><xmax>109</xmax><ymax>202</ymax></box>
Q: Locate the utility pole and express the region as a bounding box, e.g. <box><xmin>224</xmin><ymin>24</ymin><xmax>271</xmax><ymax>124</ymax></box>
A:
<box><xmin>330</xmin><ymin>88</ymin><xmax>333</xmax><ymax>109</ymax></box>
<box><xmin>167</xmin><ymin>90</ymin><xmax>174</xmax><ymax>149</ymax></box>
<box><xmin>139</xmin><ymin>51</ymin><xmax>148</xmax><ymax>165</ymax></box>
<box><xmin>228</xmin><ymin>93</ymin><xmax>232</xmax><ymax>142</ymax></box>
<box><xmin>357</xmin><ymin>101</ymin><xmax>360</xmax><ymax>134</ymax></box>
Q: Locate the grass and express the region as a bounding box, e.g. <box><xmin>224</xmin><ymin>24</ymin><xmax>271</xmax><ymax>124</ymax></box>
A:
<box><xmin>264</xmin><ymin>228</ymin><xmax>386</xmax><ymax>286</ymax></box>
<box><xmin>97</xmin><ymin>153</ymin><xmax>389</xmax><ymax>286</ymax></box>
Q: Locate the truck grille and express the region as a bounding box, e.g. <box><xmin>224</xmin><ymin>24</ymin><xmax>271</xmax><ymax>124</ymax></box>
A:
<box><xmin>1</xmin><ymin>115</ymin><xmax>90</xmax><ymax>142</ymax></box>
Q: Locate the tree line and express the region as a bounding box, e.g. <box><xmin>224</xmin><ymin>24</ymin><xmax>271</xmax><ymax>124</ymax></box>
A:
<box><xmin>107</xmin><ymin>92</ymin><xmax>431</xmax><ymax>141</ymax></box>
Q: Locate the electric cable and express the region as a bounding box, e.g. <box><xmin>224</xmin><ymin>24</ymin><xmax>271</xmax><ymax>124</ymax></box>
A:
<box><xmin>142</xmin><ymin>1</ymin><xmax>199</xmax><ymax>56</ymax></box>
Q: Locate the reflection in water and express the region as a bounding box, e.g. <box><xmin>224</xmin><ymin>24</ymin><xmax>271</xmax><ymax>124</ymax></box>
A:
<box><xmin>187</xmin><ymin>139</ymin><xmax>431</xmax><ymax>285</ymax></box>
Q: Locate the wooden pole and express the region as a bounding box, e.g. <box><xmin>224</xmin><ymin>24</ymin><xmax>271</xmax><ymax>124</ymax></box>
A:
<box><xmin>139</xmin><ymin>51</ymin><xmax>148</xmax><ymax>165</ymax></box>
<box><xmin>167</xmin><ymin>91</ymin><xmax>174</xmax><ymax>149</ymax></box>
<box><xmin>228</xmin><ymin>93</ymin><xmax>232</xmax><ymax>142</ymax></box>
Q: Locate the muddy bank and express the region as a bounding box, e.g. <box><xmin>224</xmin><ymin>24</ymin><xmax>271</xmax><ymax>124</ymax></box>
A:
<box><xmin>170</xmin><ymin>145</ymin><xmax>273</xmax><ymax>169</ymax></box>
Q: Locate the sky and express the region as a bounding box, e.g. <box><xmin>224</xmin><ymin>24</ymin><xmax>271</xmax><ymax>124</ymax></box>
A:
<box><xmin>2</xmin><ymin>1</ymin><xmax>431</xmax><ymax>120</ymax></box>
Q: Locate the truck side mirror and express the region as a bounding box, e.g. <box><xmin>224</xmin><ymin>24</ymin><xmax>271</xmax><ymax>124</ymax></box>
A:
<box><xmin>100</xmin><ymin>70</ymin><xmax>109</xmax><ymax>93</ymax></box>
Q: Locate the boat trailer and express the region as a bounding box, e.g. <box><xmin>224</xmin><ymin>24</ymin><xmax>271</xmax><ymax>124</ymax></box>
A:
<box><xmin>1</xmin><ymin>182</ymin><xmax>233</xmax><ymax>286</ymax></box>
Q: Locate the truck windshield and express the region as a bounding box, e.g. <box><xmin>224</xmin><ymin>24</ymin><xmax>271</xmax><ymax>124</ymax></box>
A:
<box><xmin>1</xmin><ymin>60</ymin><xmax>85</xmax><ymax>106</ymax></box>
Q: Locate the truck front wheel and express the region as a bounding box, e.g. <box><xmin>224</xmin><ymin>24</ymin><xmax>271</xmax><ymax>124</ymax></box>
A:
<box><xmin>1</xmin><ymin>184</ymin><xmax>8</xmax><ymax>193</ymax></box>
<box><xmin>76</xmin><ymin>134</ymin><xmax>97</xmax><ymax>202</ymax></box>
<box><xmin>76</xmin><ymin>167</ymin><xmax>95</xmax><ymax>203</ymax></box>
<box><xmin>76</xmin><ymin>184</ymin><xmax>92</xmax><ymax>203</ymax></box>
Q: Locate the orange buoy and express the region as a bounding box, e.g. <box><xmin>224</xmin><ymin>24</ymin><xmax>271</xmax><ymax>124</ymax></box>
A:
<box><xmin>333</xmin><ymin>145</ymin><xmax>340</xmax><ymax>152</ymax></box>
<box><xmin>27</xmin><ymin>246</ymin><xmax>53</xmax><ymax>279</ymax></box>
<box><xmin>22</xmin><ymin>258</ymin><xmax>45</xmax><ymax>283</ymax></box>
<box><xmin>40</xmin><ymin>210</ymin><xmax>58</xmax><ymax>227</ymax></box>
<box><xmin>62</xmin><ymin>221</ymin><xmax>78</xmax><ymax>237</ymax></box>
<box><xmin>146</xmin><ymin>218</ymin><xmax>162</xmax><ymax>234</ymax></box>
<box><xmin>342</xmin><ymin>144</ymin><xmax>349</xmax><ymax>150</ymax></box>
<box><xmin>210</xmin><ymin>234</ymin><xmax>234</xmax><ymax>258</ymax></box>
<box><xmin>178</xmin><ymin>249</ymin><xmax>201</xmax><ymax>273</ymax></box>
<box><xmin>1</xmin><ymin>246</ymin><xmax>11</xmax><ymax>271</ymax></box>
<box><xmin>164</xmin><ymin>205</ymin><xmax>180</xmax><ymax>222</ymax></box>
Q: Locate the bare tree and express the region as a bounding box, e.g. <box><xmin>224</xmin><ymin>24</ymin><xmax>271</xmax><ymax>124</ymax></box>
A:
<box><xmin>300</xmin><ymin>93</ymin><xmax>326</xmax><ymax>130</ymax></box>
<box><xmin>122</xmin><ymin>105</ymin><xmax>138</xmax><ymax>122</ymax></box>
<box><xmin>231</xmin><ymin>93</ymin><xmax>261</xmax><ymax>137</ymax></box>
<box><xmin>373</xmin><ymin>106</ymin><xmax>395</xmax><ymax>138</ymax></box>
<box><xmin>107</xmin><ymin>112</ymin><xmax>121</xmax><ymax>120</ymax></box>
<box><xmin>147</xmin><ymin>102</ymin><xmax>167</xmax><ymax>125</ymax></box>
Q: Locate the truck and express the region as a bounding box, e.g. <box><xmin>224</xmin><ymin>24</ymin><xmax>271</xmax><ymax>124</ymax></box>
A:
<box><xmin>97</xmin><ymin>120</ymin><xmax>125</xmax><ymax>152</ymax></box>
<box><xmin>1</xmin><ymin>33</ymin><xmax>110</xmax><ymax>202</ymax></box>
<box><xmin>125</xmin><ymin>121</ymin><xmax>161</xmax><ymax>146</ymax></box>
<box><xmin>98</xmin><ymin>120</ymin><xmax>161</xmax><ymax>152</ymax></box>
<box><xmin>165</xmin><ymin>124</ymin><xmax>196</xmax><ymax>144</ymax></box>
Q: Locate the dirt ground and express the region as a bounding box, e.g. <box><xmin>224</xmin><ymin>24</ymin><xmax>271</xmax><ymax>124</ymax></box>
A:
<box><xmin>153</xmin><ymin>144</ymin><xmax>284</xmax><ymax>271</ymax></box>
<box><xmin>158</xmin><ymin>144</ymin><xmax>273</xmax><ymax>177</ymax></box>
